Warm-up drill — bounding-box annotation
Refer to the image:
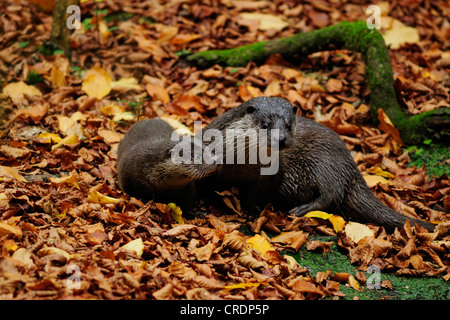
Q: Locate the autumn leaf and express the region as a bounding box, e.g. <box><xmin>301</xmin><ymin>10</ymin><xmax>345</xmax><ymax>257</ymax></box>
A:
<box><xmin>377</xmin><ymin>108</ymin><xmax>403</xmax><ymax>145</ymax></box>
<box><xmin>0</xmin><ymin>165</ymin><xmax>27</xmax><ymax>182</ymax></box>
<box><xmin>246</xmin><ymin>234</ymin><xmax>274</xmax><ymax>256</ymax></box>
<box><xmin>0</xmin><ymin>221</ymin><xmax>23</xmax><ymax>238</ymax></box>
<box><xmin>146</xmin><ymin>83</ymin><xmax>170</xmax><ymax>103</ymax></box>
<box><xmin>224</xmin><ymin>282</ymin><xmax>261</xmax><ymax>291</ymax></box>
<box><xmin>382</xmin><ymin>19</ymin><xmax>420</xmax><ymax>50</ymax></box>
<box><xmin>344</xmin><ymin>222</ymin><xmax>375</xmax><ymax>243</ymax></box>
<box><xmin>51</xmin><ymin>134</ymin><xmax>79</xmax><ymax>151</ymax></box>
<box><xmin>363</xmin><ymin>174</ymin><xmax>392</xmax><ymax>188</ymax></box>
<box><xmin>239</xmin><ymin>13</ymin><xmax>289</xmax><ymax>31</ymax></box>
<box><xmin>120</xmin><ymin>238</ymin><xmax>144</xmax><ymax>257</ymax></box>
<box><xmin>88</xmin><ymin>190</ymin><xmax>122</xmax><ymax>204</ymax></box>
<box><xmin>36</xmin><ymin>132</ymin><xmax>62</xmax><ymax>144</ymax></box>
<box><xmin>81</xmin><ymin>66</ymin><xmax>112</xmax><ymax>99</ymax></box>
<box><xmin>49</xmin><ymin>172</ymin><xmax>80</xmax><ymax>190</ymax></box>
<box><xmin>305</xmin><ymin>211</ymin><xmax>346</xmax><ymax>232</ymax></box>
<box><xmin>168</xmin><ymin>203</ymin><xmax>184</xmax><ymax>224</ymax></box>
<box><xmin>2</xmin><ymin>81</ymin><xmax>42</xmax><ymax>105</ymax></box>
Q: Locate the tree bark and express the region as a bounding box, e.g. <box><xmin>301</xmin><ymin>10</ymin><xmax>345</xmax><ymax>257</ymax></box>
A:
<box><xmin>187</xmin><ymin>20</ymin><xmax>449</xmax><ymax>145</ymax></box>
<box><xmin>49</xmin><ymin>0</ymin><xmax>80</xmax><ymax>55</ymax></box>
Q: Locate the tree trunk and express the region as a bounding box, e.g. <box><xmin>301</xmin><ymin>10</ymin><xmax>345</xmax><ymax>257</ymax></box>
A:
<box><xmin>49</xmin><ymin>0</ymin><xmax>80</xmax><ymax>55</ymax></box>
<box><xmin>187</xmin><ymin>20</ymin><xmax>449</xmax><ymax>145</ymax></box>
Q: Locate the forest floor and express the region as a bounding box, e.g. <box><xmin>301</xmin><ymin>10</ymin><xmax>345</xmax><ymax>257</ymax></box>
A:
<box><xmin>0</xmin><ymin>0</ymin><xmax>449</xmax><ymax>300</ymax></box>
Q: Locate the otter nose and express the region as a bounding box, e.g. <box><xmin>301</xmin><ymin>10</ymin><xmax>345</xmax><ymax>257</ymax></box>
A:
<box><xmin>279</xmin><ymin>136</ymin><xmax>286</xmax><ymax>148</ymax></box>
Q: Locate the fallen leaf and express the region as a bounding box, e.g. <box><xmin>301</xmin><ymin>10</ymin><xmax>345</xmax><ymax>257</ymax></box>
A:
<box><xmin>305</xmin><ymin>211</ymin><xmax>346</xmax><ymax>232</ymax></box>
<box><xmin>0</xmin><ymin>165</ymin><xmax>27</xmax><ymax>182</ymax></box>
<box><xmin>88</xmin><ymin>190</ymin><xmax>122</xmax><ymax>204</ymax></box>
<box><xmin>111</xmin><ymin>77</ymin><xmax>140</xmax><ymax>91</ymax></box>
<box><xmin>224</xmin><ymin>282</ymin><xmax>260</xmax><ymax>290</ymax></box>
<box><xmin>382</xmin><ymin>19</ymin><xmax>420</xmax><ymax>50</ymax></box>
<box><xmin>11</xmin><ymin>248</ymin><xmax>34</xmax><ymax>267</ymax></box>
<box><xmin>120</xmin><ymin>238</ymin><xmax>144</xmax><ymax>256</ymax></box>
<box><xmin>348</xmin><ymin>275</ymin><xmax>360</xmax><ymax>291</ymax></box>
<box><xmin>2</xmin><ymin>81</ymin><xmax>42</xmax><ymax>105</ymax></box>
<box><xmin>344</xmin><ymin>222</ymin><xmax>375</xmax><ymax>243</ymax></box>
<box><xmin>0</xmin><ymin>145</ymin><xmax>31</xmax><ymax>158</ymax></box>
<box><xmin>146</xmin><ymin>83</ymin><xmax>170</xmax><ymax>103</ymax></box>
<box><xmin>14</xmin><ymin>103</ymin><xmax>49</xmax><ymax>122</ymax></box>
<box><xmin>239</xmin><ymin>12</ymin><xmax>289</xmax><ymax>31</ymax></box>
<box><xmin>38</xmin><ymin>247</ymin><xmax>71</xmax><ymax>260</ymax></box>
<box><xmin>36</xmin><ymin>132</ymin><xmax>62</xmax><ymax>144</ymax></box>
<box><xmin>49</xmin><ymin>172</ymin><xmax>80</xmax><ymax>189</ymax></box>
<box><xmin>168</xmin><ymin>203</ymin><xmax>184</xmax><ymax>224</ymax></box>
<box><xmin>51</xmin><ymin>134</ymin><xmax>79</xmax><ymax>151</ymax></box>
<box><xmin>0</xmin><ymin>221</ymin><xmax>23</xmax><ymax>237</ymax></box>
<box><xmin>363</xmin><ymin>174</ymin><xmax>392</xmax><ymax>188</ymax></box>
<box><xmin>247</xmin><ymin>234</ymin><xmax>274</xmax><ymax>256</ymax></box>
<box><xmin>377</xmin><ymin>108</ymin><xmax>403</xmax><ymax>145</ymax></box>
<box><xmin>81</xmin><ymin>66</ymin><xmax>112</xmax><ymax>99</ymax></box>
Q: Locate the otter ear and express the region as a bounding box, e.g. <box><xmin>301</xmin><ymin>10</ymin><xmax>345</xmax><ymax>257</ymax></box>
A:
<box><xmin>246</xmin><ymin>105</ymin><xmax>256</xmax><ymax>114</ymax></box>
<box><xmin>292</xmin><ymin>106</ymin><xmax>298</xmax><ymax>114</ymax></box>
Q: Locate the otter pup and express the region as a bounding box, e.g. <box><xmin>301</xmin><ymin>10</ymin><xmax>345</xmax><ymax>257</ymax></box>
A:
<box><xmin>117</xmin><ymin>118</ymin><xmax>217</xmax><ymax>211</ymax></box>
<box><xmin>201</xmin><ymin>97</ymin><xmax>435</xmax><ymax>232</ymax></box>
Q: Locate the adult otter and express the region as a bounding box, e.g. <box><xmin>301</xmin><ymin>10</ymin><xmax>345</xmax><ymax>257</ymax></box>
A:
<box><xmin>201</xmin><ymin>97</ymin><xmax>435</xmax><ymax>232</ymax></box>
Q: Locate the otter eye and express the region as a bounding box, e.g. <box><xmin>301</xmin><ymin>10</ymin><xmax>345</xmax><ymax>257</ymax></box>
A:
<box><xmin>261</xmin><ymin>123</ymin><xmax>269</xmax><ymax>129</ymax></box>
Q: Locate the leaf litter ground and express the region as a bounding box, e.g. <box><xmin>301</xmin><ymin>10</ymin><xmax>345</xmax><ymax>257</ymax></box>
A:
<box><xmin>0</xmin><ymin>0</ymin><xmax>449</xmax><ymax>300</ymax></box>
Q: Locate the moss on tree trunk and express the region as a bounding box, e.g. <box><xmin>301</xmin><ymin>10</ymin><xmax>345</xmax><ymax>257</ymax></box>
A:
<box><xmin>187</xmin><ymin>20</ymin><xmax>449</xmax><ymax>145</ymax></box>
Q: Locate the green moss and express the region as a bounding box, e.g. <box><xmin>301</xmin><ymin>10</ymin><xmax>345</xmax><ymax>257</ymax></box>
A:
<box><xmin>288</xmin><ymin>235</ymin><xmax>449</xmax><ymax>300</ymax></box>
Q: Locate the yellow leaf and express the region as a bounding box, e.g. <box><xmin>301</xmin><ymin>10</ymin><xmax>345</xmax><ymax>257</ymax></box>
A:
<box><xmin>305</xmin><ymin>211</ymin><xmax>333</xmax><ymax>220</ymax></box>
<box><xmin>329</xmin><ymin>215</ymin><xmax>346</xmax><ymax>232</ymax></box>
<box><xmin>363</xmin><ymin>174</ymin><xmax>392</xmax><ymax>188</ymax></box>
<box><xmin>224</xmin><ymin>282</ymin><xmax>260</xmax><ymax>290</ymax></box>
<box><xmin>81</xmin><ymin>66</ymin><xmax>112</xmax><ymax>99</ymax></box>
<box><xmin>284</xmin><ymin>254</ymin><xmax>300</xmax><ymax>270</ymax></box>
<box><xmin>247</xmin><ymin>234</ymin><xmax>274</xmax><ymax>256</ymax></box>
<box><xmin>121</xmin><ymin>238</ymin><xmax>144</xmax><ymax>256</ymax></box>
<box><xmin>57</xmin><ymin>111</ymin><xmax>86</xmax><ymax>137</ymax></box>
<box><xmin>101</xmin><ymin>104</ymin><xmax>126</xmax><ymax>115</ymax></box>
<box><xmin>239</xmin><ymin>13</ymin><xmax>289</xmax><ymax>31</ymax></box>
<box><xmin>382</xmin><ymin>19</ymin><xmax>420</xmax><ymax>50</ymax></box>
<box><xmin>51</xmin><ymin>134</ymin><xmax>79</xmax><ymax>151</ymax></box>
<box><xmin>0</xmin><ymin>165</ymin><xmax>27</xmax><ymax>182</ymax></box>
<box><xmin>344</xmin><ymin>222</ymin><xmax>374</xmax><ymax>243</ymax></box>
<box><xmin>348</xmin><ymin>275</ymin><xmax>360</xmax><ymax>291</ymax></box>
<box><xmin>113</xmin><ymin>111</ymin><xmax>135</xmax><ymax>122</ymax></box>
<box><xmin>36</xmin><ymin>132</ymin><xmax>62</xmax><ymax>144</ymax></box>
<box><xmin>87</xmin><ymin>190</ymin><xmax>122</xmax><ymax>204</ymax></box>
<box><xmin>305</xmin><ymin>211</ymin><xmax>346</xmax><ymax>232</ymax></box>
<box><xmin>110</xmin><ymin>77</ymin><xmax>140</xmax><ymax>90</ymax></box>
<box><xmin>38</xmin><ymin>247</ymin><xmax>71</xmax><ymax>260</ymax></box>
<box><xmin>0</xmin><ymin>221</ymin><xmax>23</xmax><ymax>238</ymax></box>
<box><xmin>168</xmin><ymin>203</ymin><xmax>184</xmax><ymax>224</ymax></box>
<box><xmin>49</xmin><ymin>173</ymin><xmax>80</xmax><ymax>190</ymax></box>
<box><xmin>2</xmin><ymin>81</ymin><xmax>42</xmax><ymax>105</ymax></box>
<box><xmin>367</xmin><ymin>167</ymin><xmax>395</xmax><ymax>179</ymax></box>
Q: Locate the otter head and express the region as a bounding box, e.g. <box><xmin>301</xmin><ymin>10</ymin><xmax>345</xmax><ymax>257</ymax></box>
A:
<box><xmin>240</xmin><ymin>97</ymin><xmax>298</xmax><ymax>150</ymax></box>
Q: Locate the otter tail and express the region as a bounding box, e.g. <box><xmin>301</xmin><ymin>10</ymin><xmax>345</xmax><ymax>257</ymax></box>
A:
<box><xmin>341</xmin><ymin>176</ymin><xmax>435</xmax><ymax>232</ymax></box>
